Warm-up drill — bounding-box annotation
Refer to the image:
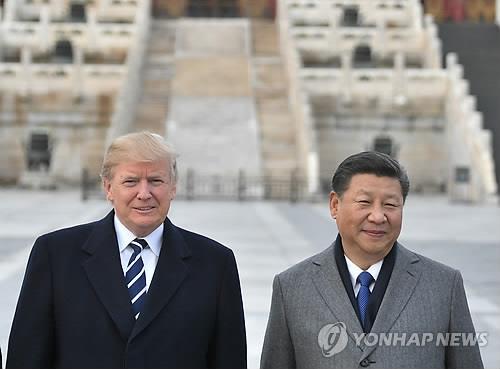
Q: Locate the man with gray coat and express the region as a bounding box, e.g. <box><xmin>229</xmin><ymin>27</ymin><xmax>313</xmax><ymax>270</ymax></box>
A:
<box><xmin>260</xmin><ymin>151</ymin><xmax>483</xmax><ymax>369</ymax></box>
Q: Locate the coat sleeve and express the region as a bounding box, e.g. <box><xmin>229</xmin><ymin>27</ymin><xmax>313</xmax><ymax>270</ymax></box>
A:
<box><xmin>7</xmin><ymin>236</ymin><xmax>55</xmax><ymax>369</ymax></box>
<box><xmin>260</xmin><ymin>275</ymin><xmax>296</xmax><ymax>369</ymax></box>
<box><xmin>445</xmin><ymin>270</ymin><xmax>484</xmax><ymax>369</ymax></box>
<box><xmin>208</xmin><ymin>249</ymin><xmax>247</xmax><ymax>369</ymax></box>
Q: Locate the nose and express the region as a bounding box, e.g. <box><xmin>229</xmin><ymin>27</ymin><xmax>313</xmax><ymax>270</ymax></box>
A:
<box><xmin>368</xmin><ymin>205</ymin><xmax>387</xmax><ymax>224</ymax></box>
<box><xmin>136</xmin><ymin>180</ymin><xmax>152</xmax><ymax>200</ymax></box>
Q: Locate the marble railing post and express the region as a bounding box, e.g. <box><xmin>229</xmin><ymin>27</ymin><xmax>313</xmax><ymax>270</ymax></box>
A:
<box><xmin>50</xmin><ymin>0</ymin><xmax>66</xmax><ymax>19</ymax></box>
<box><xmin>21</xmin><ymin>47</ymin><xmax>32</xmax><ymax>97</ymax></box>
<box><xmin>73</xmin><ymin>45</ymin><xmax>84</xmax><ymax>98</ymax></box>
<box><xmin>340</xmin><ymin>51</ymin><xmax>352</xmax><ymax>104</ymax></box>
<box><xmin>393</xmin><ymin>52</ymin><xmax>407</xmax><ymax>106</ymax></box>
<box><xmin>40</xmin><ymin>5</ymin><xmax>51</xmax><ymax>51</ymax></box>
<box><xmin>86</xmin><ymin>6</ymin><xmax>98</xmax><ymax>50</ymax></box>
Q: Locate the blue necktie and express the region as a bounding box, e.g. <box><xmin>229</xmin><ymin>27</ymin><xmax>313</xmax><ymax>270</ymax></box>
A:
<box><xmin>357</xmin><ymin>271</ymin><xmax>374</xmax><ymax>329</ymax></box>
<box><xmin>125</xmin><ymin>238</ymin><xmax>148</xmax><ymax>319</ymax></box>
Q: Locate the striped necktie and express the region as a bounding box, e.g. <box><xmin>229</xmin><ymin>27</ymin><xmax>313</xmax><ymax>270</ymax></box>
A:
<box><xmin>125</xmin><ymin>238</ymin><xmax>148</xmax><ymax>319</ymax></box>
<box><xmin>357</xmin><ymin>271</ymin><xmax>374</xmax><ymax>329</ymax></box>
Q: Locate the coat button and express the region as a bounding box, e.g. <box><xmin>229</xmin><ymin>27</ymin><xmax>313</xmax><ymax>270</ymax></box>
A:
<box><xmin>360</xmin><ymin>358</ymin><xmax>371</xmax><ymax>367</ymax></box>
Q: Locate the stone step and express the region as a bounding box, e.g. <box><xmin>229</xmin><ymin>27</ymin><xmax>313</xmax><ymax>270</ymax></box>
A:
<box><xmin>135</xmin><ymin>106</ymin><xmax>167</xmax><ymax>120</ymax></box>
<box><xmin>260</xmin><ymin>128</ymin><xmax>295</xmax><ymax>142</ymax></box>
<box><xmin>251</xmin><ymin>20</ymin><xmax>280</xmax><ymax>56</ymax></box>
<box><xmin>256</xmin><ymin>97</ymin><xmax>290</xmax><ymax>112</ymax></box>
<box><xmin>132</xmin><ymin>20</ymin><xmax>175</xmax><ymax>133</ymax></box>
<box><xmin>139</xmin><ymin>93</ymin><xmax>170</xmax><ymax>103</ymax></box>
<box><xmin>254</xmin><ymin>88</ymin><xmax>288</xmax><ymax>100</ymax></box>
<box><xmin>262</xmin><ymin>159</ymin><xmax>299</xmax><ymax>173</ymax></box>
<box><xmin>147</xmin><ymin>42</ymin><xmax>175</xmax><ymax>54</ymax></box>
<box><xmin>258</xmin><ymin>112</ymin><xmax>294</xmax><ymax>127</ymax></box>
<box><xmin>137</xmin><ymin>99</ymin><xmax>168</xmax><ymax>110</ymax></box>
<box><xmin>145</xmin><ymin>54</ymin><xmax>174</xmax><ymax>65</ymax></box>
<box><xmin>253</xmin><ymin>63</ymin><xmax>287</xmax><ymax>87</ymax></box>
<box><xmin>144</xmin><ymin>69</ymin><xmax>174</xmax><ymax>81</ymax></box>
<box><xmin>142</xmin><ymin>79</ymin><xmax>171</xmax><ymax>92</ymax></box>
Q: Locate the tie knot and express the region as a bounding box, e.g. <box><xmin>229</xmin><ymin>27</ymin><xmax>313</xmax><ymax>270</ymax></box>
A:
<box><xmin>357</xmin><ymin>271</ymin><xmax>373</xmax><ymax>287</ymax></box>
<box><xmin>130</xmin><ymin>238</ymin><xmax>148</xmax><ymax>253</ymax></box>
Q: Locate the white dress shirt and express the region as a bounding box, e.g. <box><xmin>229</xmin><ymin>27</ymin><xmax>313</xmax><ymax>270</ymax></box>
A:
<box><xmin>114</xmin><ymin>215</ymin><xmax>163</xmax><ymax>291</ymax></box>
<box><xmin>344</xmin><ymin>255</ymin><xmax>383</xmax><ymax>297</ymax></box>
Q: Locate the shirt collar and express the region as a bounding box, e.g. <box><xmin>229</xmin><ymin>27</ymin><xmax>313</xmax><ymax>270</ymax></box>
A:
<box><xmin>114</xmin><ymin>215</ymin><xmax>163</xmax><ymax>257</ymax></box>
<box><xmin>344</xmin><ymin>254</ymin><xmax>383</xmax><ymax>288</ymax></box>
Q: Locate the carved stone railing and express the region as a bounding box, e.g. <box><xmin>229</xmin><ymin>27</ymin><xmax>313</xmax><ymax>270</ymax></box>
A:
<box><xmin>287</xmin><ymin>0</ymin><xmax>416</xmax><ymax>28</ymax></box>
<box><xmin>1</xmin><ymin>16</ymin><xmax>135</xmax><ymax>53</ymax></box>
<box><xmin>10</xmin><ymin>0</ymin><xmax>137</xmax><ymax>23</ymax></box>
<box><xmin>0</xmin><ymin>61</ymin><xmax>126</xmax><ymax>95</ymax></box>
<box><xmin>291</xmin><ymin>26</ymin><xmax>424</xmax><ymax>59</ymax></box>
<box><xmin>300</xmin><ymin>68</ymin><xmax>448</xmax><ymax>101</ymax></box>
<box><xmin>279</xmin><ymin>0</ymin><xmax>497</xmax><ymax>202</ymax></box>
<box><xmin>445</xmin><ymin>53</ymin><xmax>498</xmax><ymax>203</ymax></box>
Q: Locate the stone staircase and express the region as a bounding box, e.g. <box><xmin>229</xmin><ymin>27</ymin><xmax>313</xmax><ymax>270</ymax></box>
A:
<box><xmin>133</xmin><ymin>20</ymin><xmax>175</xmax><ymax>135</ymax></box>
<box><xmin>438</xmin><ymin>23</ymin><xmax>500</xmax><ymax>187</ymax></box>
<box><xmin>251</xmin><ymin>19</ymin><xmax>299</xmax><ymax>179</ymax></box>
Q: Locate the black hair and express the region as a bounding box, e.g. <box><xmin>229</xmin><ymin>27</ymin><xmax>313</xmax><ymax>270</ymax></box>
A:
<box><xmin>331</xmin><ymin>151</ymin><xmax>410</xmax><ymax>202</ymax></box>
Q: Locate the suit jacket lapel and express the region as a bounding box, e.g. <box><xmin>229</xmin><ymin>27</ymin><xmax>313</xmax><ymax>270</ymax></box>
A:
<box><xmin>311</xmin><ymin>245</ymin><xmax>364</xmax><ymax>346</ymax></box>
<box><xmin>130</xmin><ymin>218</ymin><xmax>191</xmax><ymax>341</ymax></box>
<box><xmin>359</xmin><ymin>243</ymin><xmax>422</xmax><ymax>360</ymax></box>
<box><xmin>81</xmin><ymin>211</ymin><xmax>135</xmax><ymax>342</ymax></box>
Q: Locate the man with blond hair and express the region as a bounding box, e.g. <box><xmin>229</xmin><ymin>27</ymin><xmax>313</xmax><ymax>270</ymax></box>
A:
<box><xmin>7</xmin><ymin>131</ymin><xmax>247</xmax><ymax>369</ymax></box>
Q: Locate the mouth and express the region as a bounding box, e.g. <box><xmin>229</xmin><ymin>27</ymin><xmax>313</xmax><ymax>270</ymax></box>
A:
<box><xmin>133</xmin><ymin>206</ymin><xmax>155</xmax><ymax>213</ymax></box>
<box><xmin>363</xmin><ymin>230</ymin><xmax>386</xmax><ymax>238</ymax></box>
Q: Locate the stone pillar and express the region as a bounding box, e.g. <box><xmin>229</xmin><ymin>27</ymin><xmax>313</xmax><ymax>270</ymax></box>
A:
<box><xmin>73</xmin><ymin>45</ymin><xmax>84</xmax><ymax>98</ymax></box>
<box><xmin>98</xmin><ymin>0</ymin><xmax>111</xmax><ymax>15</ymax></box>
<box><xmin>3</xmin><ymin>0</ymin><xmax>15</xmax><ymax>23</ymax></box>
<box><xmin>0</xmin><ymin>127</ymin><xmax>25</xmax><ymax>183</ymax></box>
<box><xmin>393</xmin><ymin>52</ymin><xmax>407</xmax><ymax>106</ymax></box>
<box><xmin>50</xmin><ymin>0</ymin><xmax>65</xmax><ymax>19</ymax></box>
<box><xmin>376</xmin><ymin>18</ymin><xmax>386</xmax><ymax>60</ymax></box>
<box><xmin>340</xmin><ymin>51</ymin><xmax>352</xmax><ymax>104</ymax></box>
<box><xmin>40</xmin><ymin>5</ymin><xmax>51</xmax><ymax>52</ymax></box>
<box><xmin>86</xmin><ymin>6</ymin><xmax>98</xmax><ymax>50</ymax></box>
<box><xmin>0</xmin><ymin>7</ymin><xmax>3</xmax><ymax>61</ymax></box>
<box><xmin>497</xmin><ymin>0</ymin><xmax>500</xmax><ymax>26</ymax></box>
<box><xmin>21</xmin><ymin>47</ymin><xmax>32</xmax><ymax>97</ymax></box>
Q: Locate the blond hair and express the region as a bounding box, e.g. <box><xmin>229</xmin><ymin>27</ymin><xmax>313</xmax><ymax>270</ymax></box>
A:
<box><xmin>100</xmin><ymin>131</ymin><xmax>178</xmax><ymax>182</ymax></box>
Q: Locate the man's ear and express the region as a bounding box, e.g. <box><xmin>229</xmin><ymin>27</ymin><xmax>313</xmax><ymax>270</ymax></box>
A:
<box><xmin>170</xmin><ymin>184</ymin><xmax>177</xmax><ymax>201</ymax></box>
<box><xmin>329</xmin><ymin>191</ymin><xmax>339</xmax><ymax>220</ymax></box>
<box><xmin>103</xmin><ymin>179</ymin><xmax>113</xmax><ymax>202</ymax></box>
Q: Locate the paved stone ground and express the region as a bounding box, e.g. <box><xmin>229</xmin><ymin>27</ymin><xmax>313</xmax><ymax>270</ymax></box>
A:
<box><xmin>0</xmin><ymin>189</ymin><xmax>499</xmax><ymax>368</ymax></box>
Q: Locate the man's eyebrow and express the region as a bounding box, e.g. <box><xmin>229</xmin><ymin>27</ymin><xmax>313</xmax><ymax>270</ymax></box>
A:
<box><xmin>355</xmin><ymin>189</ymin><xmax>401</xmax><ymax>200</ymax></box>
<box><xmin>120</xmin><ymin>175</ymin><xmax>139</xmax><ymax>180</ymax></box>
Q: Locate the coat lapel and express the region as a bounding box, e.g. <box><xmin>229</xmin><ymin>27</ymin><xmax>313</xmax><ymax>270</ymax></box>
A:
<box><xmin>129</xmin><ymin>218</ymin><xmax>191</xmax><ymax>341</ymax></box>
<box><xmin>311</xmin><ymin>245</ymin><xmax>365</xmax><ymax>346</ymax></box>
<box><xmin>81</xmin><ymin>211</ymin><xmax>135</xmax><ymax>342</ymax></box>
<box><xmin>359</xmin><ymin>243</ymin><xmax>422</xmax><ymax>360</ymax></box>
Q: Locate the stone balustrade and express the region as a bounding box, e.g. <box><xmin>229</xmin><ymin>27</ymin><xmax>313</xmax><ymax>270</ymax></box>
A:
<box><xmin>279</xmin><ymin>0</ymin><xmax>497</xmax><ymax>202</ymax></box>
<box><xmin>291</xmin><ymin>26</ymin><xmax>424</xmax><ymax>59</ymax></box>
<box><xmin>1</xmin><ymin>18</ymin><xmax>135</xmax><ymax>53</ymax></box>
<box><xmin>8</xmin><ymin>0</ymin><xmax>137</xmax><ymax>23</ymax></box>
<box><xmin>287</xmin><ymin>0</ymin><xmax>416</xmax><ymax>28</ymax></box>
<box><xmin>445</xmin><ymin>53</ymin><xmax>498</xmax><ymax>202</ymax></box>
<box><xmin>300</xmin><ymin>68</ymin><xmax>448</xmax><ymax>102</ymax></box>
<box><xmin>0</xmin><ymin>61</ymin><xmax>126</xmax><ymax>95</ymax></box>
